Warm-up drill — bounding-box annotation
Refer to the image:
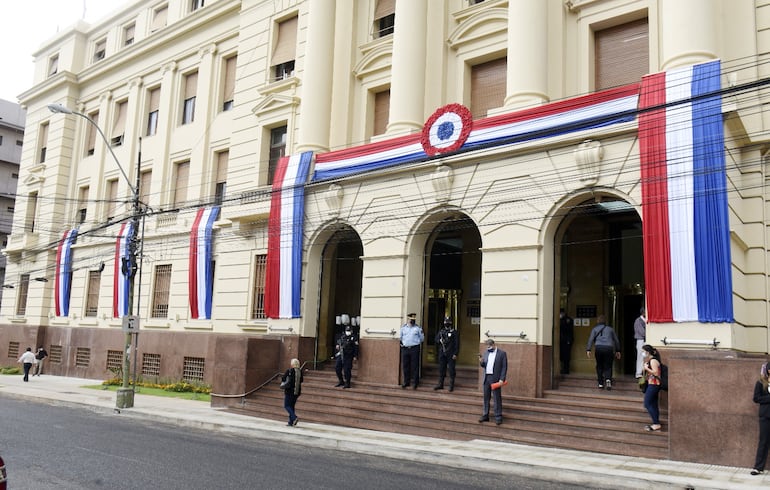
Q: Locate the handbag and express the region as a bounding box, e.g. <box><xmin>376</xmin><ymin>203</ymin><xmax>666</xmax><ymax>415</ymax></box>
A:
<box><xmin>638</xmin><ymin>376</ymin><xmax>648</xmax><ymax>393</ymax></box>
<box><xmin>279</xmin><ymin>377</ymin><xmax>289</xmax><ymax>389</ymax></box>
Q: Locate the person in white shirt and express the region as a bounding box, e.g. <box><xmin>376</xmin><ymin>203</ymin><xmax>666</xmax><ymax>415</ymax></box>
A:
<box><xmin>18</xmin><ymin>347</ymin><xmax>36</xmax><ymax>382</ymax></box>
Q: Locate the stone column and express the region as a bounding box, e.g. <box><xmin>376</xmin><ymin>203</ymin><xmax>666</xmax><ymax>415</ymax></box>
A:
<box><xmin>504</xmin><ymin>0</ymin><xmax>549</xmax><ymax>109</ymax></box>
<box><xmin>386</xmin><ymin>0</ymin><xmax>428</xmax><ymax>135</ymax></box>
<box><xmin>659</xmin><ymin>0</ymin><xmax>719</xmax><ymax>70</ymax></box>
<box><xmin>297</xmin><ymin>0</ymin><xmax>336</xmax><ymax>154</ymax></box>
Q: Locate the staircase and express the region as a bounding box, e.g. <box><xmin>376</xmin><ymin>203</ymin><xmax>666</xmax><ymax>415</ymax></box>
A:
<box><xmin>229</xmin><ymin>364</ymin><xmax>669</xmax><ymax>459</ymax></box>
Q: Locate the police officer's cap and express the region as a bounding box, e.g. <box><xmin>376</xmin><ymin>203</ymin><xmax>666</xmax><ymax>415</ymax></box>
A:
<box><xmin>407</xmin><ymin>313</ymin><xmax>416</xmax><ymax>319</ymax></box>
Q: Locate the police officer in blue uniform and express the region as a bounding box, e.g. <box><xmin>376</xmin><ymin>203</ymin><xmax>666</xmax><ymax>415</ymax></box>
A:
<box><xmin>334</xmin><ymin>325</ymin><xmax>359</xmax><ymax>388</ymax></box>
<box><xmin>399</xmin><ymin>313</ymin><xmax>424</xmax><ymax>389</ymax></box>
<box><xmin>434</xmin><ymin>317</ymin><xmax>459</xmax><ymax>392</ymax></box>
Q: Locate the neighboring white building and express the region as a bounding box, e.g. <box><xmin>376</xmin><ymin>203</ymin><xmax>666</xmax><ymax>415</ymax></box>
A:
<box><xmin>0</xmin><ymin>99</ymin><xmax>24</xmax><ymax>309</ymax></box>
<box><xmin>2</xmin><ymin>0</ymin><xmax>770</xmax><ymax>466</ymax></box>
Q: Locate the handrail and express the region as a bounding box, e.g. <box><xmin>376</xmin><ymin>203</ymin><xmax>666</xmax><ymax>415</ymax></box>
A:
<box><xmin>268</xmin><ymin>325</ymin><xmax>294</xmax><ymax>333</ymax></box>
<box><xmin>661</xmin><ymin>337</ymin><xmax>719</xmax><ymax>348</ymax></box>
<box><xmin>210</xmin><ymin>361</ymin><xmax>312</xmax><ymax>399</ymax></box>
<box><xmin>365</xmin><ymin>328</ymin><xmax>396</xmax><ymax>335</ymax></box>
<box><xmin>485</xmin><ymin>330</ymin><xmax>527</xmax><ymax>339</ymax></box>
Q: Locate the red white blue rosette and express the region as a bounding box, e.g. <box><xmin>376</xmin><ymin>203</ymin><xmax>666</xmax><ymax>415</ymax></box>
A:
<box><xmin>421</xmin><ymin>103</ymin><xmax>473</xmax><ymax>156</ymax></box>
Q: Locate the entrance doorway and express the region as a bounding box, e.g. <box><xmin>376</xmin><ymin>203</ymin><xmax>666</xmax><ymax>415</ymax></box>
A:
<box><xmin>424</xmin><ymin>216</ymin><xmax>481</xmax><ymax>367</ymax></box>
<box><xmin>555</xmin><ymin>197</ymin><xmax>643</xmax><ymax>378</ymax></box>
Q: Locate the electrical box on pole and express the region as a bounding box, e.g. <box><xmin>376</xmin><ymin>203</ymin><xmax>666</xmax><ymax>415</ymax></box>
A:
<box><xmin>122</xmin><ymin>315</ymin><xmax>140</xmax><ymax>333</ymax></box>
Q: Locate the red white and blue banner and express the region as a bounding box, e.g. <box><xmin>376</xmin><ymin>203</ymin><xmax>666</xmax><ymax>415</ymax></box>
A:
<box><xmin>189</xmin><ymin>206</ymin><xmax>220</xmax><ymax>320</ymax></box>
<box><xmin>265</xmin><ymin>152</ymin><xmax>313</xmax><ymax>319</ymax></box>
<box><xmin>312</xmin><ymin>84</ymin><xmax>639</xmax><ymax>181</ymax></box>
<box><xmin>112</xmin><ymin>222</ymin><xmax>134</xmax><ymax>318</ymax></box>
<box><xmin>54</xmin><ymin>229</ymin><xmax>78</xmax><ymax>317</ymax></box>
<box><xmin>639</xmin><ymin>59</ymin><xmax>733</xmax><ymax>323</ymax></box>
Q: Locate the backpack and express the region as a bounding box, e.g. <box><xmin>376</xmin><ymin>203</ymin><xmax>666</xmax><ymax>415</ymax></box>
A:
<box><xmin>657</xmin><ymin>363</ymin><xmax>669</xmax><ymax>391</ymax></box>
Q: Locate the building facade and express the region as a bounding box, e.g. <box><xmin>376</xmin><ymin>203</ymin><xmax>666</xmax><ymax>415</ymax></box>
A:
<box><xmin>0</xmin><ymin>99</ymin><xmax>24</xmax><ymax>310</ymax></box>
<box><xmin>2</xmin><ymin>0</ymin><xmax>770</xmax><ymax>466</ymax></box>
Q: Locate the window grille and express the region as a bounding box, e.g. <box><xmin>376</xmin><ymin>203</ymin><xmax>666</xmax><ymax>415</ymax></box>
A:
<box><xmin>16</xmin><ymin>274</ymin><xmax>29</xmax><ymax>316</ymax></box>
<box><xmin>151</xmin><ymin>264</ymin><xmax>172</xmax><ymax>318</ymax></box>
<box><xmin>76</xmin><ymin>347</ymin><xmax>91</xmax><ymax>368</ymax></box>
<box><xmin>85</xmin><ymin>270</ymin><xmax>101</xmax><ymax>317</ymax></box>
<box><xmin>106</xmin><ymin>349</ymin><xmax>122</xmax><ymax>371</ymax></box>
<box><xmin>183</xmin><ymin>356</ymin><xmax>205</xmax><ymax>382</ymax></box>
<box><xmin>8</xmin><ymin>341</ymin><xmax>19</xmax><ymax>359</ymax></box>
<box><xmin>50</xmin><ymin>345</ymin><xmax>62</xmax><ymax>363</ymax></box>
<box><xmin>251</xmin><ymin>255</ymin><xmax>267</xmax><ymax>319</ymax></box>
<box><xmin>142</xmin><ymin>353</ymin><xmax>161</xmax><ymax>377</ymax></box>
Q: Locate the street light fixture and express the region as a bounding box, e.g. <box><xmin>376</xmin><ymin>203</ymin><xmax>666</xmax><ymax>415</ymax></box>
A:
<box><xmin>48</xmin><ymin>102</ymin><xmax>141</xmax><ymax>409</ymax></box>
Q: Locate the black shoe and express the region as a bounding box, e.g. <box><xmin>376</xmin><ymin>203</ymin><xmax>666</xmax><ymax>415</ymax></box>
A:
<box><xmin>344</xmin><ymin>384</ymin><xmax>351</xmax><ymax>389</ymax></box>
<box><xmin>413</xmin><ymin>384</ymin><xmax>418</xmax><ymax>390</ymax></box>
<box><xmin>401</xmin><ymin>383</ymin><xmax>409</xmax><ymax>389</ymax></box>
<box><xmin>433</xmin><ymin>385</ymin><xmax>443</xmax><ymax>390</ymax></box>
<box><xmin>292</xmin><ymin>417</ymin><xmax>299</xmax><ymax>426</ymax></box>
<box><xmin>605</xmin><ymin>379</ymin><xmax>612</xmax><ymax>391</ymax></box>
<box><xmin>335</xmin><ymin>382</ymin><xmax>344</xmax><ymax>387</ymax></box>
<box><xmin>495</xmin><ymin>419</ymin><xmax>502</xmax><ymax>425</ymax></box>
<box><xmin>751</xmin><ymin>469</ymin><xmax>764</xmax><ymax>476</ymax></box>
<box><xmin>478</xmin><ymin>416</ymin><xmax>489</xmax><ymax>423</ymax></box>
<box><xmin>448</xmin><ymin>385</ymin><xmax>454</xmax><ymax>392</ymax></box>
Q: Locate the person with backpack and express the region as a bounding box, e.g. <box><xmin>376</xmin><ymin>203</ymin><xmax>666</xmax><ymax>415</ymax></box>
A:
<box><xmin>585</xmin><ymin>315</ymin><xmax>621</xmax><ymax>390</ymax></box>
<box><xmin>641</xmin><ymin>344</ymin><xmax>663</xmax><ymax>431</ymax></box>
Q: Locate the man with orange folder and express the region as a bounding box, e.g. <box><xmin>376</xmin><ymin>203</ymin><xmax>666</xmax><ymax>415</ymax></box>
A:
<box><xmin>479</xmin><ymin>338</ymin><xmax>508</xmax><ymax>425</ymax></box>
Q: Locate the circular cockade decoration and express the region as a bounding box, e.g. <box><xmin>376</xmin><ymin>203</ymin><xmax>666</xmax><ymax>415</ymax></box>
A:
<box><xmin>421</xmin><ymin>103</ymin><xmax>473</xmax><ymax>156</ymax></box>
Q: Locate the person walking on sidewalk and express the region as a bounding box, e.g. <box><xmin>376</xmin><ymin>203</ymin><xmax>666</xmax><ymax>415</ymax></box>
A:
<box><xmin>34</xmin><ymin>346</ymin><xmax>48</xmax><ymax>376</ymax></box>
<box><xmin>641</xmin><ymin>344</ymin><xmax>663</xmax><ymax>432</ymax></box>
<box><xmin>585</xmin><ymin>315</ymin><xmax>621</xmax><ymax>390</ymax></box>
<box><xmin>281</xmin><ymin>358</ymin><xmax>303</xmax><ymax>427</ymax></box>
<box><xmin>18</xmin><ymin>347</ymin><xmax>36</xmax><ymax>382</ymax></box>
<box><xmin>479</xmin><ymin>339</ymin><xmax>507</xmax><ymax>425</ymax></box>
<box><xmin>751</xmin><ymin>361</ymin><xmax>770</xmax><ymax>475</ymax></box>
<box><xmin>399</xmin><ymin>313</ymin><xmax>424</xmax><ymax>389</ymax></box>
<box><xmin>434</xmin><ymin>317</ymin><xmax>459</xmax><ymax>391</ymax></box>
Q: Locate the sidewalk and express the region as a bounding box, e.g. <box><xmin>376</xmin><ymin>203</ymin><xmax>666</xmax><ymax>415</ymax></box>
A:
<box><xmin>0</xmin><ymin>374</ymin><xmax>763</xmax><ymax>489</ymax></box>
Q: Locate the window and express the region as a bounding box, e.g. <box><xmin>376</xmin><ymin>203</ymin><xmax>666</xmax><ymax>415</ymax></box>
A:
<box><xmin>191</xmin><ymin>0</ymin><xmax>204</xmax><ymax>12</ymax></box>
<box><xmin>48</xmin><ymin>55</ymin><xmax>59</xmax><ymax>77</ymax></box>
<box><xmin>373</xmin><ymin>0</ymin><xmax>395</xmax><ymax>38</ymax></box>
<box><xmin>173</xmin><ymin>161</ymin><xmax>190</xmax><ymax>207</ymax></box>
<box><xmin>373</xmin><ymin>89</ymin><xmax>390</xmax><ymax>136</ymax></box>
<box><xmin>8</xmin><ymin>341</ymin><xmax>20</xmax><ymax>358</ymax></box>
<box><xmin>11</xmin><ymin>173</ymin><xmax>18</xmax><ymax>179</ymax></box>
<box><xmin>151</xmin><ymin>264</ymin><xmax>172</xmax><ymax>318</ymax></box>
<box><xmin>267</xmin><ymin>126</ymin><xmax>287</xmax><ymax>185</ymax></box>
<box><xmin>112</xmin><ymin>101</ymin><xmax>127</xmax><ymax>146</ymax></box>
<box><xmin>106</xmin><ymin>350</ymin><xmax>122</xmax><ymax>371</ymax></box>
<box><xmin>85</xmin><ymin>270</ymin><xmax>101</xmax><ymax>317</ymax></box>
<box><xmin>251</xmin><ymin>254</ymin><xmax>267</xmax><ymax>319</ymax></box>
<box><xmin>123</xmin><ymin>23</ymin><xmax>135</xmax><ymax>46</ymax></box>
<box><xmin>25</xmin><ymin>192</ymin><xmax>38</xmax><ymax>232</ymax></box>
<box><xmin>147</xmin><ymin>88</ymin><xmax>160</xmax><ymax>136</ymax></box>
<box><xmin>6</xmin><ymin>207</ymin><xmax>13</xmax><ymax>213</ymax></box>
<box><xmin>105</xmin><ymin>179</ymin><xmax>118</xmax><ymax>221</ymax></box>
<box><xmin>38</xmin><ymin>123</ymin><xmax>49</xmax><ymax>163</ymax></box>
<box><xmin>16</xmin><ymin>140</ymin><xmax>22</xmax><ymax>146</ymax></box>
<box><xmin>75</xmin><ymin>348</ymin><xmax>90</xmax><ymax>368</ymax></box>
<box><xmin>595</xmin><ymin>18</ymin><xmax>649</xmax><ymax>90</ymax></box>
<box><xmin>16</xmin><ymin>274</ymin><xmax>29</xmax><ymax>316</ymax></box>
<box><xmin>214</xmin><ymin>150</ymin><xmax>228</xmax><ymax>205</ymax></box>
<box><xmin>93</xmin><ymin>39</ymin><xmax>106</xmax><ymax>62</ymax></box>
<box><xmin>77</xmin><ymin>186</ymin><xmax>89</xmax><ymax>224</ymax></box>
<box><xmin>182</xmin><ymin>72</ymin><xmax>198</xmax><ymax>124</ymax></box>
<box><xmin>139</xmin><ymin>170</ymin><xmax>152</xmax><ymax>206</ymax></box>
<box><xmin>0</xmin><ymin>135</ymin><xmax>3</xmax><ymax>145</ymax></box>
<box><xmin>222</xmin><ymin>55</ymin><xmax>236</xmax><ymax>111</ymax></box>
<box><xmin>183</xmin><ymin>356</ymin><xmax>205</xmax><ymax>382</ymax></box>
<box><xmin>142</xmin><ymin>353</ymin><xmax>161</xmax><ymax>377</ymax></box>
<box><xmin>271</xmin><ymin>17</ymin><xmax>297</xmax><ymax>82</ymax></box>
<box><xmin>470</xmin><ymin>57</ymin><xmax>506</xmax><ymax>119</ymax></box>
<box><xmin>86</xmin><ymin>110</ymin><xmax>99</xmax><ymax>155</ymax></box>
<box><xmin>49</xmin><ymin>345</ymin><xmax>62</xmax><ymax>363</ymax></box>
<box><xmin>151</xmin><ymin>5</ymin><xmax>168</xmax><ymax>32</ymax></box>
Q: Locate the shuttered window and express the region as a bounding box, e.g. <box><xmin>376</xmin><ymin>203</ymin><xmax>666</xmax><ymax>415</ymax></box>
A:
<box><xmin>470</xmin><ymin>58</ymin><xmax>506</xmax><ymax>119</ymax></box>
<box><xmin>215</xmin><ymin>150</ymin><xmax>228</xmax><ymax>204</ymax></box>
<box><xmin>173</xmin><ymin>161</ymin><xmax>190</xmax><ymax>206</ymax></box>
<box><xmin>147</xmin><ymin>88</ymin><xmax>160</xmax><ymax>136</ymax></box>
<box><xmin>124</xmin><ymin>24</ymin><xmax>135</xmax><ymax>46</ymax></box>
<box><xmin>85</xmin><ymin>270</ymin><xmax>101</xmax><ymax>317</ymax></box>
<box><xmin>86</xmin><ymin>110</ymin><xmax>99</xmax><ymax>155</ymax></box>
<box><xmin>112</xmin><ymin>101</ymin><xmax>127</xmax><ymax>146</ymax></box>
<box><xmin>25</xmin><ymin>192</ymin><xmax>37</xmax><ymax>232</ymax></box>
<box><xmin>16</xmin><ymin>274</ymin><xmax>30</xmax><ymax>316</ymax></box>
<box><xmin>182</xmin><ymin>72</ymin><xmax>198</xmax><ymax>124</ymax></box>
<box><xmin>251</xmin><ymin>255</ymin><xmax>267</xmax><ymax>319</ymax></box>
<box><xmin>48</xmin><ymin>55</ymin><xmax>59</xmax><ymax>77</ymax></box>
<box><xmin>151</xmin><ymin>264</ymin><xmax>172</xmax><ymax>318</ymax></box>
<box><xmin>152</xmin><ymin>6</ymin><xmax>168</xmax><ymax>32</ymax></box>
<box><xmin>77</xmin><ymin>186</ymin><xmax>89</xmax><ymax>223</ymax></box>
<box><xmin>222</xmin><ymin>56</ymin><xmax>236</xmax><ymax>111</ymax></box>
<box><xmin>271</xmin><ymin>17</ymin><xmax>297</xmax><ymax>81</ymax></box>
<box><xmin>267</xmin><ymin>126</ymin><xmax>287</xmax><ymax>185</ymax></box>
<box><xmin>374</xmin><ymin>0</ymin><xmax>395</xmax><ymax>37</ymax></box>
<box><xmin>140</xmin><ymin>170</ymin><xmax>152</xmax><ymax>206</ymax></box>
<box><xmin>93</xmin><ymin>39</ymin><xmax>106</xmax><ymax>62</ymax></box>
<box><xmin>373</xmin><ymin>90</ymin><xmax>390</xmax><ymax>136</ymax></box>
<box><xmin>38</xmin><ymin>123</ymin><xmax>49</xmax><ymax>163</ymax></box>
<box><xmin>105</xmin><ymin>179</ymin><xmax>118</xmax><ymax>220</ymax></box>
<box><xmin>595</xmin><ymin>18</ymin><xmax>649</xmax><ymax>90</ymax></box>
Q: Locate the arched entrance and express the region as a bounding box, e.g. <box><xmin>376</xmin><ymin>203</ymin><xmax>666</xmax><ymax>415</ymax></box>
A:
<box><xmin>424</xmin><ymin>215</ymin><xmax>482</xmax><ymax>367</ymax></box>
<box><xmin>317</xmin><ymin>226</ymin><xmax>363</xmax><ymax>363</ymax></box>
<box><xmin>555</xmin><ymin>196</ymin><xmax>643</xmax><ymax>378</ymax></box>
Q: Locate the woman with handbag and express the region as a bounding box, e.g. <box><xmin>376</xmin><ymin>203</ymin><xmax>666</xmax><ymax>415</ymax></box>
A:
<box><xmin>281</xmin><ymin>358</ymin><xmax>303</xmax><ymax>427</ymax></box>
<box><xmin>750</xmin><ymin>362</ymin><xmax>770</xmax><ymax>475</ymax></box>
<box><xmin>641</xmin><ymin>344</ymin><xmax>662</xmax><ymax>432</ymax></box>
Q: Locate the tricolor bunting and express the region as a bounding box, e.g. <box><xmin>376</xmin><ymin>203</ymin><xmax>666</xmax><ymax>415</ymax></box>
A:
<box><xmin>54</xmin><ymin>229</ymin><xmax>78</xmax><ymax>317</ymax></box>
<box><xmin>265</xmin><ymin>152</ymin><xmax>313</xmax><ymax>319</ymax></box>
<box><xmin>639</xmin><ymin>59</ymin><xmax>733</xmax><ymax>323</ymax></box>
<box><xmin>112</xmin><ymin>222</ymin><xmax>134</xmax><ymax>318</ymax></box>
<box><xmin>312</xmin><ymin>84</ymin><xmax>639</xmax><ymax>181</ymax></box>
<box><xmin>189</xmin><ymin>206</ymin><xmax>220</xmax><ymax>320</ymax></box>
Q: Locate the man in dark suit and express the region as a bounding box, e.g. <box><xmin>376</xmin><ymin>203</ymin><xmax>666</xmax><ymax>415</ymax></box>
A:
<box><xmin>479</xmin><ymin>338</ymin><xmax>508</xmax><ymax>425</ymax></box>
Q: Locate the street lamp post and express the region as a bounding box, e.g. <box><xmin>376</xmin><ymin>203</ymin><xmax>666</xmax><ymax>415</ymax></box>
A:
<box><xmin>48</xmin><ymin>103</ymin><xmax>141</xmax><ymax>409</ymax></box>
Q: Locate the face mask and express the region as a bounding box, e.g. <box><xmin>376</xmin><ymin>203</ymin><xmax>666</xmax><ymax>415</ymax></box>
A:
<box><xmin>641</xmin><ymin>351</ymin><xmax>648</xmax><ymax>359</ymax></box>
<box><xmin>345</xmin><ymin>330</ymin><xmax>352</xmax><ymax>336</ymax></box>
<box><xmin>487</xmin><ymin>347</ymin><xmax>495</xmax><ymax>352</ymax></box>
<box><xmin>409</xmin><ymin>320</ymin><xmax>415</xmax><ymax>325</ymax></box>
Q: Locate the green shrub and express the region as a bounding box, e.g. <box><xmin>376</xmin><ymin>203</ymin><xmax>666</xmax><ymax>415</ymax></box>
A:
<box><xmin>0</xmin><ymin>366</ymin><xmax>21</xmax><ymax>375</ymax></box>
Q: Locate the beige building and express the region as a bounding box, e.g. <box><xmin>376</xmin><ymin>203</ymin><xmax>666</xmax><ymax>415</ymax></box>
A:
<box><xmin>2</xmin><ymin>0</ymin><xmax>769</xmax><ymax>466</ymax></box>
